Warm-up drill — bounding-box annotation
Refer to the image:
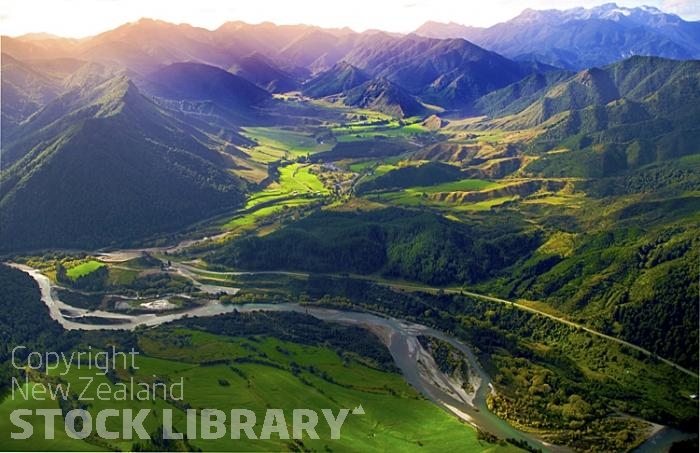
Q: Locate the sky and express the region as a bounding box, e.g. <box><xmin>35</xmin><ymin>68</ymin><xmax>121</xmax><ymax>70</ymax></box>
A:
<box><xmin>1</xmin><ymin>0</ymin><xmax>699</xmax><ymax>38</ymax></box>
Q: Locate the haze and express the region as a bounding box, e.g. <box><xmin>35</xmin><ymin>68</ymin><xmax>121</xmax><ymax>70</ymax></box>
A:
<box><xmin>2</xmin><ymin>0</ymin><xmax>699</xmax><ymax>38</ymax></box>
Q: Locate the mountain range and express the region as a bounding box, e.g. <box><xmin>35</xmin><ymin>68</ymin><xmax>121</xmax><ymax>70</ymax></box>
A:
<box><xmin>2</xmin><ymin>22</ymin><xmax>546</xmax><ymax>113</ymax></box>
<box><xmin>1</xmin><ymin>8</ymin><xmax>699</xmax><ymax>452</ymax></box>
<box><xmin>477</xmin><ymin>56</ymin><xmax>700</xmax><ymax>177</ymax></box>
<box><xmin>1</xmin><ymin>6</ymin><xmax>699</xmax><ymax>251</ymax></box>
<box><xmin>415</xmin><ymin>3</ymin><xmax>700</xmax><ymax>69</ymax></box>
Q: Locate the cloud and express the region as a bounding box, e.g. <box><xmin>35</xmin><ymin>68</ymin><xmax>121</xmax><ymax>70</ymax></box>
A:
<box><xmin>659</xmin><ymin>0</ymin><xmax>700</xmax><ymax>19</ymax></box>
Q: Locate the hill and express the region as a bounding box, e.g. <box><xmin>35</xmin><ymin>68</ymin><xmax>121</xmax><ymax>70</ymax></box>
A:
<box><xmin>355</xmin><ymin>162</ymin><xmax>463</xmax><ymax>194</ymax></box>
<box><xmin>143</xmin><ymin>62</ymin><xmax>271</xmax><ymax>109</ymax></box>
<box><xmin>344</xmin><ymin>35</ymin><xmax>536</xmax><ymax>109</ymax></box>
<box><xmin>498</xmin><ymin>57</ymin><xmax>700</xmax><ymax>178</ymax></box>
<box><xmin>3</xmin><ymin>22</ymin><xmax>550</xmax><ymax>111</ymax></box>
<box><xmin>209</xmin><ymin>207</ymin><xmax>540</xmax><ymax>286</ymax></box>
<box><xmin>472</xmin><ymin>57</ymin><xmax>700</xmax><ymax>179</ymax></box>
<box><xmin>0</xmin><ymin>53</ymin><xmax>61</xmax><ymax>133</ymax></box>
<box><xmin>79</xmin><ymin>18</ymin><xmax>233</xmax><ymax>73</ymax></box>
<box><xmin>228</xmin><ymin>53</ymin><xmax>299</xmax><ymax>93</ymax></box>
<box><xmin>0</xmin><ymin>76</ymin><xmax>245</xmax><ymax>251</ymax></box>
<box><xmin>474</xmin><ymin>70</ymin><xmax>574</xmax><ymax>117</ymax></box>
<box><xmin>344</xmin><ymin>78</ymin><xmax>426</xmax><ymax>118</ymax></box>
<box><xmin>301</xmin><ymin>61</ymin><xmax>369</xmax><ymax>97</ymax></box>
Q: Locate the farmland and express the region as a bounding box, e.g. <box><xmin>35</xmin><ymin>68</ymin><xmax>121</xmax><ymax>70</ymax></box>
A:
<box><xmin>0</xmin><ymin>324</ymin><xmax>518</xmax><ymax>452</ymax></box>
<box><xmin>65</xmin><ymin>261</ymin><xmax>105</xmax><ymax>280</ymax></box>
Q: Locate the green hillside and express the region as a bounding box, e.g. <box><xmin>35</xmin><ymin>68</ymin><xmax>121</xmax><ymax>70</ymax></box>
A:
<box><xmin>302</xmin><ymin>61</ymin><xmax>369</xmax><ymax>97</ymax></box>
<box><xmin>2</xmin><ymin>24</ymin><xmax>699</xmax><ymax>453</ymax></box>
<box><xmin>0</xmin><ymin>264</ymin><xmax>515</xmax><ymax>453</ymax></box>
<box><xmin>209</xmin><ymin>207</ymin><xmax>541</xmax><ymax>285</ymax></box>
<box><xmin>344</xmin><ymin>78</ymin><xmax>427</xmax><ymax>118</ymax></box>
<box><xmin>355</xmin><ymin>161</ymin><xmax>463</xmax><ymax>194</ymax></box>
<box><xmin>0</xmin><ymin>76</ymin><xmax>246</xmax><ymax>251</ymax></box>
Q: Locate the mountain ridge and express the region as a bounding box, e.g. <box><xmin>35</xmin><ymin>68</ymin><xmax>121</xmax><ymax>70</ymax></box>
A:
<box><xmin>414</xmin><ymin>3</ymin><xmax>700</xmax><ymax>69</ymax></box>
<box><xmin>0</xmin><ymin>75</ymin><xmax>246</xmax><ymax>251</ymax></box>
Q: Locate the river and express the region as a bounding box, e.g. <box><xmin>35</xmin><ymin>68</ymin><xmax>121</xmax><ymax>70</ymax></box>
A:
<box><xmin>8</xmin><ymin>263</ymin><xmax>695</xmax><ymax>452</ymax></box>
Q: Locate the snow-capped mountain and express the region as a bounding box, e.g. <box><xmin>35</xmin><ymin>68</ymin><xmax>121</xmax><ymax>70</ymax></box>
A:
<box><xmin>415</xmin><ymin>3</ymin><xmax>700</xmax><ymax>69</ymax></box>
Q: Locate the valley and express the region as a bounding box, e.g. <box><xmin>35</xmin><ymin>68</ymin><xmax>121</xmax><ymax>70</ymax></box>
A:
<box><xmin>1</xmin><ymin>4</ymin><xmax>699</xmax><ymax>452</ymax></box>
<box><xmin>4</xmin><ymin>252</ymin><xmax>695</xmax><ymax>452</ymax></box>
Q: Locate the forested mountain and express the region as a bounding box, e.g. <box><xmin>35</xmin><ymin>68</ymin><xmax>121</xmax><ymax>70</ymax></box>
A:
<box><xmin>210</xmin><ymin>207</ymin><xmax>541</xmax><ymax>285</ymax></box>
<box><xmin>228</xmin><ymin>53</ymin><xmax>300</xmax><ymax>93</ymax></box>
<box><xmin>213</xmin><ymin>21</ymin><xmax>364</xmax><ymax>73</ymax></box>
<box><xmin>343</xmin><ymin>35</ymin><xmax>538</xmax><ymax>108</ymax></box>
<box><xmin>441</xmin><ymin>55</ymin><xmax>700</xmax><ymax>370</ymax></box>
<box><xmin>2</xmin><ymin>22</ymin><xmax>548</xmax><ymax>111</ymax></box>
<box><xmin>1</xmin><ymin>54</ymin><xmax>120</xmax><ymax>140</ymax></box>
<box><xmin>0</xmin><ymin>76</ymin><xmax>245</xmax><ymax>251</ymax></box>
<box><xmin>142</xmin><ymin>62</ymin><xmax>272</xmax><ymax>109</ymax></box>
<box><xmin>415</xmin><ymin>3</ymin><xmax>700</xmax><ymax>69</ymax></box>
<box><xmin>79</xmin><ymin>18</ymin><xmax>233</xmax><ymax>73</ymax></box>
<box><xmin>3</xmin><ymin>21</ymin><xmax>697</xmax><ymax>253</ymax></box>
<box><xmin>0</xmin><ymin>264</ymin><xmax>74</xmax><ymax>391</ymax></box>
<box><xmin>302</xmin><ymin>62</ymin><xmax>369</xmax><ymax>97</ymax></box>
<box><xmin>343</xmin><ymin>78</ymin><xmax>426</xmax><ymax>118</ymax></box>
<box><xmin>474</xmin><ymin>70</ymin><xmax>576</xmax><ymax>118</ymax></box>
<box><xmin>2</xmin><ymin>8</ymin><xmax>699</xmax><ymax>452</ymax></box>
<box><xmin>0</xmin><ymin>53</ymin><xmax>61</xmax><ymax>127</ymax></box>
<box><xmin>479</xmin><ymin>56</ymin><xmax>700</xmax><ymax>123</ymax></box>
<box><xmin>4</xmin><ymin>10</ymin><xmax>698</xmax><ymax>109</ymax></box>
<box><xmin>478</xmin><ymin>57</ymin><xmax>700</xmax><ymax>177</ymax></box>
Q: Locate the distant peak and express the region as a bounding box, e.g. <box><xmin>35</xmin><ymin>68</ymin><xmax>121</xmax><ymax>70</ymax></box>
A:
<box><xmin>134</xmin><ymin>18</ymin><xmax>161</xmax><ymax>26</ymax></box>
<box><xmin>519</xmin><ymin>7</ymin><xmax>542</xmax><ymax>16</ymax></box>
<box><xmin>639</xmin><ymin>5</ymin><xmax>662</xmax><ymax>13</ymax></box>
<box><xmin>514</xmin><ymin>8</ymin><xmax>549</xmax><ymax>21</ymax></box>
<box><xmin>16</xmin><ymin>32</ymin><xmax>63</xmax><ymax>41</ymax></box>
<box><xmin>515</xmin><ymin>3</ymin><xmax>675</xmax><ymax>23</ymax></box>
<box><xmin>335</xmin><ymin>61</ymin><xmax>360</xmax><ymax>69</ymax></box>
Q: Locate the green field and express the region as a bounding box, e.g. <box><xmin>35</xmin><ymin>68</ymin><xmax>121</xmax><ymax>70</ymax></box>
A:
<box><xmin>0</xmin><ymin>330</ymin><xmax>518</xmax><ymax>452</ymax></box>
<box><xmin>245</xmin><ymin>164</ymin><xmax>328</xmax><ymax>209</ymax></box>
<box><xmin>408</xmin><ymin>178</ymin><xmax>498</xmax><ymax>194</ymax></box>
<box><xmin>278</xmin><ymin>164</ymin><xmax>327</xmax><ymax>193</ymax></box>
<box><xmin>0</xmin><ymin>383</ymin><xmax>103</xmax><ymax>451</ymax></box>
<box><xmin>223</xmin><ymin>198</ymin><xmax>312</xmax><ymax>230</ymax></box>
<box><xmin>65</xmin><ymin>260</ymin><xmax>105</xmax><ymax>280</ymax></box>
<box><xmin>348</xmin><ymin>161</ymin><xmax>375</xmax><ymax>173</ymax></box>
<box><xmin>242</xmin><ymin>127</ymin><xmax>331</xmax><ymax>161</ymax></box>
<box><xmin>105</xmin><ymin>267</ymin><xmax>139</xmax><ymax>286</ymax></box>
<box><xmin>374</xmin><ymin>178</ymin><xmax>501</xmax><ymax>208</ymax></box>
<box><xmin>222</xmin><ymin>163</ymin><xmax>330</xmax><ymax>231</ymax></box>
<box><xmin>454</xmin><ymin>196</ymin><xmax>519</xmax><ymax>211</ymax></box>
<box><xmin>332</xmin><ymin>120</ymin><xmax>430</xmax><ymax>143</ymax></box>
<box><xmin>349</xmin><ymin>161</ymin><xmax>400</xmax><ymax>175</ymax></box>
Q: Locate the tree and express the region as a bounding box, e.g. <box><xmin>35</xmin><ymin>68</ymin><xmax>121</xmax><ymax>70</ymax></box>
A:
<box><xmin>56</xmin><ymin>262</ymin><xmax>68</xmax><ymax>283</ymax></box>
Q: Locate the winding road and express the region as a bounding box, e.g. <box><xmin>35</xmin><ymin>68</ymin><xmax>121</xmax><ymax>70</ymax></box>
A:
<box><xmin>8</xmin><ymin>261</ymin><xmax>696</xmax><ymax>452</ymax></box>
<box><xmin>8</xmin><ymin>262</ymin><xmax>565</xmax><ymax>452</ymax></box>
<box><xmin>172</xmin><ymin>262</ymin><xmax>699</xmax><ymax>379</ymax></box>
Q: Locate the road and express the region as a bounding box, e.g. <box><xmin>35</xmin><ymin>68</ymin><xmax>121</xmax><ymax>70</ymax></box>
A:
<box><xmin>8</xmin><ymin>262</ymin><xmax>561</xmax><ymax>452</ymax></box>
<box><xmin>173</xmin><ymin>262</ymin><xmax>700</xmax><ymax>379</ymax></box>
<box><xmin>11</xmin><ymin>261</ymin><xmax>696</xmax><ymax>452</ymax></box>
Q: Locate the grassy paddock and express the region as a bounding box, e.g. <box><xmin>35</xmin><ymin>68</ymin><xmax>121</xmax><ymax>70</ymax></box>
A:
<box><xmin>0</xmin><ymin>330</ymin><xmax>518</xmax><ymax>452</ymax></box>
<box><xmin>65</xmin><ymin>261</ymin><xmax>105</xmax><ymax>280</ymax></box>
